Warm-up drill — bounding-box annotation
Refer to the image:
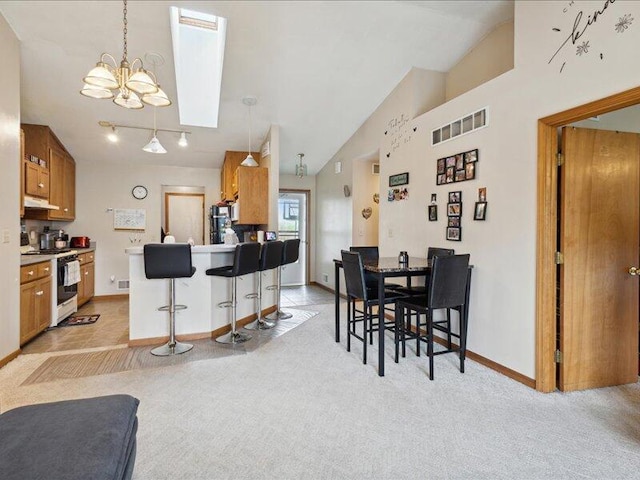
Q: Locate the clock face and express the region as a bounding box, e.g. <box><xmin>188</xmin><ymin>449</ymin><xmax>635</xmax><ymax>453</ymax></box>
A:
<box><xmin>132</xmin><ymin>185</ymin><xmax>148</xmax><ymax>200</ymax></box>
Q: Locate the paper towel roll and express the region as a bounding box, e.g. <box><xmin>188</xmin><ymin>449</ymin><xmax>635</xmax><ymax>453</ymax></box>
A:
<box><xmin>257</xmin><ymin>231</ymin><xmax>265</xmax><ymax>243</ymax></box>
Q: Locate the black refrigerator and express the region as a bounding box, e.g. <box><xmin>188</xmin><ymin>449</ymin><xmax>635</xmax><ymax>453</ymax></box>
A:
<box><xmin>209</xmin><ymin>205</ymin><xmax>231</xmax><ymax>244</ymax></box>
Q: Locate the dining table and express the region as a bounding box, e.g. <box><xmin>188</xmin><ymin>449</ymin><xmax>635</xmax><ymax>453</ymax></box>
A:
<box><xmin>333</xmin><ymin>255</ymin><xmax>431</xmax><ymax>377</ymax></box>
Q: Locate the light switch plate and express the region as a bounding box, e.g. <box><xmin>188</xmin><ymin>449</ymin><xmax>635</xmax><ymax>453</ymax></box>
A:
<box><xmin>2</xmin><ymin>229</ymin><xmax>9</xmax><ymax>244</ymax></box>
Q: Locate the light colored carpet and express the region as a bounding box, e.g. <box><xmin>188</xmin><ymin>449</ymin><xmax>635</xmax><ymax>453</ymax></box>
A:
<box><xmin>1</xmin><ymin>303</ymin><xmax>639</xmax><ymax>479</ymax></box>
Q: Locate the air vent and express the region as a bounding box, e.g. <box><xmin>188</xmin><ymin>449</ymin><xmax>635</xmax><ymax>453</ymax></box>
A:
<box><xmin>372</xmin><ymin>163</ymin><xmax>380</xmax><ymax>175</ymax></box>
<box><xmin>432</xmin><ymin>107</ymin><xmax>488</xmax><ymax>146</ymax></box>
<box><xmin>117</xmin><ymin>280</ymin><xmax>130</xmax><ymax>290</ymax></box>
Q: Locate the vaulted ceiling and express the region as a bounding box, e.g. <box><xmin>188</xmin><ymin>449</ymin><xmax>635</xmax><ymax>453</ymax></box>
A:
<box><xmin>0</xmin><ymin>1</ymin><xmax>513</xmax><ymax>174</ymax></box>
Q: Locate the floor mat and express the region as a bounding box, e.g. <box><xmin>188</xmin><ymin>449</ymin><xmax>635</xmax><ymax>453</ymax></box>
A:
<box><xmin>57</xmin><ymin>314</ymin><xmax>100</xmax><ymax>327</ymax></box>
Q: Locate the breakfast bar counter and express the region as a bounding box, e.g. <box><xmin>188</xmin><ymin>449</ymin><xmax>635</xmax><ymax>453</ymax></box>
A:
<box><xmin>125</xmin><ymin>244</ymin><xmax>276</xmax><ymax>343</ymax></box>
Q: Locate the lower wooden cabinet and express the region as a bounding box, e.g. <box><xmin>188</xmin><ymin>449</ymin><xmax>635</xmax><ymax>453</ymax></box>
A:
<box><xmin>77</xmin><ymin>252</ymin><xmax>95</xmax><ymax>307</ymax></box>
<box><xmin>20</xmin><ymin>262</ymin><xmax>52</xmax><ymax>346</ymax></box>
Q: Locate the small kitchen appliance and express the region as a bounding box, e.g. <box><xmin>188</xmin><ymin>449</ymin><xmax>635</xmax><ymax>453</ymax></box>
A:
<box><xmin>70</xmin><ymin>236</ymin><xmax>91</xmax><ymax>248</ymax></box>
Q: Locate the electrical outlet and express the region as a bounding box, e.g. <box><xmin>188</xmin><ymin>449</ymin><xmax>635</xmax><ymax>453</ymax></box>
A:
<box><xmin>323</xmin><ymin>273</ymin><xmax>329</xmax><ymax>283</ymax></box>
<box><xmin>2</xmin><ymin>229</ymin><xmax>9</xmax><ymax>244</ymax></box>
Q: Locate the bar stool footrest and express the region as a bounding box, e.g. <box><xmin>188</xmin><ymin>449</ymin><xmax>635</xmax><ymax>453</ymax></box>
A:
<box><xmin>158</xmin><ymin>304</ymin><xmax>187</xmax><ymax>312</ymax></box>
<box><xmin>217</xmin><ymin>301</ymin><xmax>233</xmax><ymax>308</ymax></box>
<box><xmin>245</xmin><ymin>293</ymin><xmax>259</xmax><ymax>299</ymax></box>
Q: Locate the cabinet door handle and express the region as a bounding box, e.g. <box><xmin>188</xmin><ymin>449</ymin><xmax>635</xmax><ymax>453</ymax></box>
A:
<box><xmin>63</xmin><ymin>208</ymin><xmax>69</xmax><ymax>212</ymax></box>
<box><xmin>44</xmin><ymin>267</ymin><xmax>49</xmax><ymax>272</ymax></box>
<box><xmin>85</xmin><ymin>271</ymin><xmax>89</xmax><ymax>275</ymax></box>
<box><xmin>38</xmin><ymin>183</ymin><xmax>44</xmax><ymax>188</ymax></box>
<box><xmin>36</xmin><ymin>290</ymin><xmax>44</xmax><ymax>296</ymax></box>
<box><xmin>28</xmin><ymin>270</ymin><xmax>34</xmax><ymax>276</ymax></box>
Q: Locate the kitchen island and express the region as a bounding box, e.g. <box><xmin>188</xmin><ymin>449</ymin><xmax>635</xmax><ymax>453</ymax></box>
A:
<box><xmin>125</xmin><ymin>244</ymin><xmax>277</xmax><ymax>344</ymax></box>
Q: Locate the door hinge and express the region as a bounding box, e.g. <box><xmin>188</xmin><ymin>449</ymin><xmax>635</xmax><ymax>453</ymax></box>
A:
<box><xmin>555</xmin><ymin>252</ymin><xmax>564</xmax><ymax>264</ymax></box>
<box><xmin>557</xmin><ymin>153</ymin><xmax>564</xmax><ymax>166</ymax></box>
<box><xmin>554</xmin><ymin>350</ymin><xmax>563</xmax><ymax>363</ymax></box>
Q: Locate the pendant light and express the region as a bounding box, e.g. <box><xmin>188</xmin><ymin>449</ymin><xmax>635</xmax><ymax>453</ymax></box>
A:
<box><xmin>241</xmin><ymin>96</ymin><xmax>258</xmax><ymax>167</ymax></box>
<box><xmin>143</xmin><ymin>108</ymin><xmax>166</xmax><ymax>154</ymax></box>
<box><xmin>296</xmin><ymin>153</ymin><xmax>307</xmax><ymax>178</ymax></box>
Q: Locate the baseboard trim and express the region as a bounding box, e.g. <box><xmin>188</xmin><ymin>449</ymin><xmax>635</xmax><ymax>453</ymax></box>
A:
<box><xmin>0</xmin><ymin>349</ymin><xmax>21</xmax><ymax>369</ymax></box>
<box><xmin>313</xmin><ymin>282</ymin><xmax>347</xmax><ymax>300</ymax></box>
<box><xmin>128</xmin><ymin>305</ymin><xmax>278</xmax><ymax>346</ymax></box>
<box><xmin>386</xmin><ymin>311</ymin><xmax>536</xmax><ymax>389</ymax></box>
<box><xmin>93</xmin><ymin>294</ymin><xmax>129</xmax><ymax>302</ymax></box>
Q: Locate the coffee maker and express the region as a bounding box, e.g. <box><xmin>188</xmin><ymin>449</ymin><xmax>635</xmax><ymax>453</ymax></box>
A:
<box><xmin>39</xmin><ymin>227</ymin><xmax>68</xmax><ymax>250</ymax></box>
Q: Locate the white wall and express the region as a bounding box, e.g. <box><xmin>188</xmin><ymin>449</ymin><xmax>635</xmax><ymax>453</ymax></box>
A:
<box><xmin>315</xmin><ymin>0</ymin><xmax>640</xmax><ymax>379</ymax></box>
<box><xmin>260</xmin><ymin>125</ymin><xmax>280</xmax><ymax>232</ymax></box>
<box><xmin>315</xmin><ymin>67</ymin><xmax>446</xmax><ymax>289</ymax></box>
<box><xmin>0</xmin><ymin>13</ymin><xmax>20</xmax><ymax>360</ymax></box>
<box><xmin>66</xmin><ymin>162</ymin><xmax>220</xmax><ymax>296</ymax></box>
<box><xmin>352</xmin><ymin>157</ymin><xmax>379</xmax><ymax>246</ymax></box>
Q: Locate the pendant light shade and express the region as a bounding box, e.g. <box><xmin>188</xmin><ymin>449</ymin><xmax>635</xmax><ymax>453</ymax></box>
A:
<box><xmin>178</xmin><ymin>132</ymin><xmax>188</xmax><ymax>147</ymax></box>
<box><xmin>142</xmin><ymin>85</ymin><xmax>171</xmax><ymax>107</ymax></box>
<box><xmin>241</xmin><ymin>154</ymin><xmax>258</xmax><ymax>167</ymax></box>
<box><xmin>241</xmin><ymin>95</ymin><xmax>258</xmax><ymax>167</ymax></box>
<box><xmin>126</xmin><ymin>69</ymin><xmax>159</xmax><ymax>95</ymax></box>
<box><xmin>80</xmin><ymin>83</ymin><xmax>114</xmax><ymax>99</ymax></box>
<box><xmin>143</xmin><ymin>133</ymin><xmax>167</xmax><ymax>154</ymax></box>
<box><xmin>114</xmin><ymin>91</ymin><xmax>143</xmax><ymax>109</ymax></box>
<box><xmin>296</xmin><ymin>153</ymin><xmax>307</xmax><ymax>178</ymax></box>
<box><xmin>83</xmin><ymin>62</ymin><xmax>119</xmax><ymax>89</ymax></box>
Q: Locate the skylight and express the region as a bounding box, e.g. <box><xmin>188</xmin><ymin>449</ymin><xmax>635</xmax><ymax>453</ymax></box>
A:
<box><xmin>170</xmin><ymin>7</ymin><xmax>227</xmax><ymax>128</ymax></box>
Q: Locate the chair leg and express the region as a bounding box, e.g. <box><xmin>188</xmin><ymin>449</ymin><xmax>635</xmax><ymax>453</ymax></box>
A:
<box><xmin>151</xmin><ymin>278</ymin><xmax>193</xmax><ymax>356</ymax></box>
<box><xmin>245</xmin><ymin>273</ymin><xmax>275</xmax><ymax>330</ymax></box>
<box><xmin>394</xmin><ymin>303</ymin><xmax>400</xmax><ymax>363</ymax></box>
<box><xmin>215</xmin><ymin>277</ymin><xmax>252</xmax><ymax>344</ymax></box>
<box><xmin>369</xmin><ymin>304</ymin><xmax>374</xmax><ymax>345</ymax></box>
<box><xmin>427</xmin><ymin>310</ymin><xmax>434</xmax><ymax>380</ymax></box>
<box><xmin>446</xmin><ymin>308</ymin><xmax>452</xmax><ymax>349</ymax></box>
<box><xmin>363</xmin><ymin>304</ymin><xmax>368</xmax><ymax>365</ymax></box>
<box><xmin>346</xmin><ymin>296</ymin><xmax>352</xmax><ymax>352</ymax></box>
<box><xmin>401</xmin><ymin>306</ymin><xmax>407</xmax><ymax>358</ymax></box>
<box><xmin>265</xmin><ymin>266</ymin><xmax>292</xmax><ymax>320</ymax></box>
<box><xmin>459</xmin><ymin>306</ymin><xmax>467</xmax><ymax>374</ymax></box>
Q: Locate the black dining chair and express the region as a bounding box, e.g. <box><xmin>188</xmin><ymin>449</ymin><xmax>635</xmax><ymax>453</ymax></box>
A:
<box><xmin>341</xmin><ymin>250</ymin><xmax>405</xmax><ymax>365</ymax></box>
<box><xmin>390</xmin><ymin>247</ymin><xmax>455</xmax><ymax>296</ymax></box>
<box><xmin>394</xmin><ymin>254</ymin><xmax>471</xmax><ymax>380</ymax></box>
<box><xmin>349</xmin><ymin>246</ymin><xmax>402</xmax><ymax>290</ymax></box>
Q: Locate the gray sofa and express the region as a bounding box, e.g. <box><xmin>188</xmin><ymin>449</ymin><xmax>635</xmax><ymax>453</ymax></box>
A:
<box><xmin>0</xmin><ymin>394</ymin><xmax>139</xmax><ymax>480</ymax></box>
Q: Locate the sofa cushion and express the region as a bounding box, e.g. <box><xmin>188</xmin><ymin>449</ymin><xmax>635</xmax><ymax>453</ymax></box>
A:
<box><xmin>0</xmin><ymin>394</ymin><xmax>139</xmax><ymax>480</ymax></box>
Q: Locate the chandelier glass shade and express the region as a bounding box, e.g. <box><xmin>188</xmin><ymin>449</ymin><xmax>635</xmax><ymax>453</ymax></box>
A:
<box><xmin>142</xmin><ymin>134</ymin><xmax>167</xmax><ymax>154</ymax></box>
<box><xmin>295</xmin><ymin>153</ymin><xmax>307</xmax><ymax>178</ymax></box>
<box><xmin>80</xmin><ymin>0</ymin><xmax>171</xmax><ymax>109</ymax></box>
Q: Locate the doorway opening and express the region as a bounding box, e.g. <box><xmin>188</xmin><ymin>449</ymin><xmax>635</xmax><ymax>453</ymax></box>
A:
<box><xmin>536</xmin><ymin>86</ymin><xmax>640</xmax><ymax>393</ymax></box>
<box><xmin>162</xmin><ymin>186</ymin><xmax>205</xmax><ymax>244</ymax></box>
<box><xmin>278</xmin><ymin>190</ymin><xmax>309</xmax><ymax>286</ymax></box>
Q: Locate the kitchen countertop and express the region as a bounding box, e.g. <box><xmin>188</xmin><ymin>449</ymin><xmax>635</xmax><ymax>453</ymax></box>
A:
<box><xmin>20</xmin><ymin>246</ymin><xmax>96</xmax><ymax>266</ymax></box>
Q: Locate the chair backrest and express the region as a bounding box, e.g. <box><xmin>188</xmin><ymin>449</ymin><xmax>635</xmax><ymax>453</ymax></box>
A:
<box><xmin>283</xmin><ymin>238</ymin><xmax>301</xmax><ymax>265</ymax></box>
<box><xmin>259</xmin><ymin>241</ymin><xmax>284</xmax><ymax>271</ymax></box>
<box><xmin>143</xmin><ymin>243</ymin><xmax>194</xmax><ymax>279</ymax></box>
<box><xmin>427</xmin><ymin>247</ymin><xmax>455</xmax><ymax>259</ymax></box>
<box><xmin>428</xmin><ymin>254</ymin><xmax>470</xmax><ymax>309</ymax></box>
<box><xmin>349</xmin><ymin>246</ymin><xmax>379</xmax><ymax>262</ymax></box>
<box><xmin>231</xmin><ymin>242</ymin><xmax>261</xmax><ymax>276</ymax></box>
<box><xmin>341</xmin><ymin>250</ymin><xmax>368</xmax><ymax>301</ymax></box>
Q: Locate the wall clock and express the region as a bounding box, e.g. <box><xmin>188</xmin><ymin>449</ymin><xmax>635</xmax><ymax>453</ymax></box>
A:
<box><xmin>132</xmin><ymin>185</ymin><xmax>148</xmax><ymax>200</ymax></box>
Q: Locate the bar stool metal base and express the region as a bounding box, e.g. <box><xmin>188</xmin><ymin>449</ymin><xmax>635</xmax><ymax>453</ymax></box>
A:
<box><xmin>265</xmin><ymin>309</ymin><xmax>292</xmax><ymax>320</ymax></box>
<box><xmin>244</xmin><ymin>318</ymin><xmax>276</xmax><ymax>330</ymax></box>
<box><xmin>215</xmin><ymin>330</ymin><xmax>252</xmax><ymax>344</ymax></box>
<box><xmin>151</xmin><ymin>341</ymin><xmax>193</xmax><ymax>356</ymax></box>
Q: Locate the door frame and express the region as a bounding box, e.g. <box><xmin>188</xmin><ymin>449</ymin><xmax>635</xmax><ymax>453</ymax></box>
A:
<box><xmin>279</xmin><ymin>188</ymin><xmax>310</xmax><ymax>285</ymax></box>
<box><xmin>536</xmin><ymin>85</ymin><xmax>640</xmax><ymax>392</ymax></box>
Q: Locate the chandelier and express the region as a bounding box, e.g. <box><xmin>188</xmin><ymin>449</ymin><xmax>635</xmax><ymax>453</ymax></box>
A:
<box><xmin>295</xmin><ymin>153</ymin><xmax>307</xmax><ymax>178</ymax></box>
<box><xmin>80</xmin><ymin>0</ymin><xmax>171</xmax><ymax>109</ymax></box>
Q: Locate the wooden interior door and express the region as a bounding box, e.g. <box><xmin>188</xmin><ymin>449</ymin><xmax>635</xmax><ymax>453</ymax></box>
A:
<box><xmin>559</xmin><ymin>126</ymin><xmax>640</xmax><ymax>391</ymax></box>
<box><xmin>165</xmin><ymin>193</ymin><xmax>205</xmax><ymax>244</ymax></box>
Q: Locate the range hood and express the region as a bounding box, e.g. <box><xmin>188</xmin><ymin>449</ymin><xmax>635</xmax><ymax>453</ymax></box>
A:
<box><xmin>24</xmin><ymin>196</ymin><xmax>60</xmax><ymax>210</ymax></box>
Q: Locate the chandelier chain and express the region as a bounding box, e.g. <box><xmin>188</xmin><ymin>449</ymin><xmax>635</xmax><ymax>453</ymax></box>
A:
<box><xmin>122</xmin><ymin>0</ymin><xmax>128</xmax><ymax>61</ymax></box>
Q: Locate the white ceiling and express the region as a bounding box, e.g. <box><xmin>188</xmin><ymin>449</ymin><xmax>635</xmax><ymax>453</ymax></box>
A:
<box><xmin>0</xmin><ymin>1</ymin><xmax>513</xmax><ymax>175</ymax></box>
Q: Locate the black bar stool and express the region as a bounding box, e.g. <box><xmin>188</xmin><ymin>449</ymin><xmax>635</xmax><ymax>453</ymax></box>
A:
<box><xmin>206</xmin><ymin>242</ymin><xmax>261</xmax><ymax>344</ymax></box>
<box><xmin>266</xmin><ymin>238</ymin><xmax>300</xmax><ymax>321</ymax></box>
<box><xmin>143</xmin><ymin>243</ymin><xmax>196</xmax><ymax>356</ymax></box>
<box><xmin>245</xmin><ymin>241</ymin><xmax>284</xmax><ymax>330</ymax></box>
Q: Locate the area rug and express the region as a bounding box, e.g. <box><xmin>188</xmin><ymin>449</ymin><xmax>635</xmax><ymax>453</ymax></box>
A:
<box><xmin>57</xmin><ymin>314</ymin><xmax>100</xmax><ymax>327</ymax></box>
<box><xmin>22</xmin><ymin>309</ymin><xmax>318</xmax><ymax>385</ymax></box>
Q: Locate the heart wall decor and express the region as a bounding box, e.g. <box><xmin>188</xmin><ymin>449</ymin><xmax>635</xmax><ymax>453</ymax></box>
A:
<box><xmin>362</xmin><ymin>207</ymin><xmax>372</xmax><ymax>219</ymax></box>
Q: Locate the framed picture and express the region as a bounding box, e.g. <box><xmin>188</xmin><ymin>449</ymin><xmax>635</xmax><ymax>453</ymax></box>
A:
<box><xmin>448</xmin><ymin>191</ymin><xmax>461</xmax><ymax>203</ymax></box>
<box><xmin>455</xmin><ymin>170</ymin><xmax>466</xmax><ymax>182</ymax></box>
<box><xmin>437</xmin><ymin>158</ymin><xmax>445</xmax><ymax>174</ymax></box>
<box><xmin>428</xmin><ymin>204</ymin><xmax>438</xmax><ymax>221</ymax></box>
<box><xmin>478</xmin><ymin>187</ymin><xmax>487</xmax><ymax>202</ymax></box>
<box><xmin>455</xmin><ymin>154</ymin><xmax>464</xmax><ymax>170</ymax></box>
<box><xmin>445</xmin><ymin>156</ymin><xmax>456</xmax><ymax>168</ymax></box>
<box><xmin>448</xmin><ymin>216</ymin><xmax>460</xmax><ymax>227</ymax></box>
<box><xmin>447</xmin><ymin>202</ymin><xmax>462</xmax><ymax>216</ymax></box>
<box><xmin>464</xmin><ymin>149</ymin><xmax>478</xmax><ymax>163</ymax></box>
<box><xmin>446</xmin><ymin>227</ymin><xmax>461</xmax><ymax>241</ymax></box>
<box><xmin>474</xmin><ymin>201</ymin><xmax>487</xmax><ymax>220</ymax></box>
<box><xmin>465</xmin><ymin>162</ymin><xmax>476</xmax><ymax>180</ymax></box>
<box><xmin>445</xmin><ymin>167</ymin><xmax>454</xmax><ymax>183</ymax></box>
<box><xmin>437</xmin><ymin>174</ymin><xmax>445</xmax><ymax>185</ymax></box>
<box><xmin>389</xmin><ymin>172</ymin><xmax>409</xmax><ymax>187</ymax></box>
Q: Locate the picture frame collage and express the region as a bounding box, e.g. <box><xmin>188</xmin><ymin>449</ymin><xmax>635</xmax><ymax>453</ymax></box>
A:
<box><xmin>436</xmin><ymin>149</ymin><xmax>478</xmax><ymax>185</ymax></box>
<box><xmin>388</xmin><ymin>172</ymin><xmax>409</xmax><ymax>201</ymax></box>
<box><xmin>446</xmin><ymin>191</ymin><xmax>462</xmax><ymax>241</ymax></box>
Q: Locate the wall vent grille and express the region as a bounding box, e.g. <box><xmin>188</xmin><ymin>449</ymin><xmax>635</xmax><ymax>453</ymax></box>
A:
<box><xmin>372</xmin><ymin>163</ymin><xmax>380</xmax><ymax>175</ymax></box>
<box><xmin>117</xmin><ymin>280</ymin><xmax>130</xmax><ymax>290</ymax></box>
<box><xmin>431</xmin><ymin>107</ymin><xmax>488</xmax><ymax>146</ymax></box>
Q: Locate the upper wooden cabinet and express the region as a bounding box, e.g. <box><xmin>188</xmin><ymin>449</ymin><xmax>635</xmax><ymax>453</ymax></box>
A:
<box><xmin>220</xmin><ymin>150</ymin><xmax>260</xmax><ymax>202</ymax></box>
<box><xmin>20</xmin><ymin>129</ymin><xmax>24</xmax><ymax>217</ymax></box>
<box><xmin>22</xmin><ymin>124</ymin><xmax>76</xmax><ymax>221</ymax></box>
<box><xmin>234</xmin><ymin>166</ymin><xmax>269</xmax><ymax>225</ymax></box>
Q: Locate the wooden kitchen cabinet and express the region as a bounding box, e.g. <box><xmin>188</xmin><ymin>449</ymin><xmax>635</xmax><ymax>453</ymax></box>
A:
<box><xmin>233</xmin><ymin>166</ymin><xmax>269</xmax><ymax>225</ymax></box>
<box><xmin>20</xmin><ymin>261</ymin><xmax>52</xmax><ymax>346</ymax></box>
<box><xmin>77</xmin><ymin>252</ymin><xmax>95</xmax><ymax>307</ymax></box>
<box><xmin>20</xmin><ymin>129</ymin><xmax>24</xmax><ymax>217</ymax></box>
<box><xmin>21</xmin><ymin>124</ymin><xmax>76</xmax><ymax>221</ymax></box>
<box><xmin>24</xmin><ymin>161</ymin><xmax>50</xmax><ymax>198</ymax></box>
<box><xmin>220</xmin><ymin>150</ymin><xmax>260</xmax><ymax>202</ymax></box>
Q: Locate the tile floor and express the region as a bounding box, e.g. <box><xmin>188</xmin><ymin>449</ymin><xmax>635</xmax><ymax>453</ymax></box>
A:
<box><xmin>21</xmin><ymin>285</ymin><xmax>335</xmax><ymax>355</ymax></box>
